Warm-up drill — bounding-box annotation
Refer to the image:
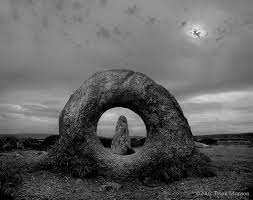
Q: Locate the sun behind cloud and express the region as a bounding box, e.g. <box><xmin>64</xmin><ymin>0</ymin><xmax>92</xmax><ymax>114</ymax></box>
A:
<box><xmin>183</xmin><ymin>23</ymin><xmax>209</xmax><ymax>44</ymax></box>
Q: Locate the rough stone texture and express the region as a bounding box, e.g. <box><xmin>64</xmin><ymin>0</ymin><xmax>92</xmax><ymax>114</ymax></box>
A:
<box><xmin>111</xmin><ymin>115</ymin><xmax>131</xmax><ymax>155</ymax></box>
<box><xmin>58</xmin><ymin>69</ymin><xmax>195</xmax><ymax>179</ymax></box>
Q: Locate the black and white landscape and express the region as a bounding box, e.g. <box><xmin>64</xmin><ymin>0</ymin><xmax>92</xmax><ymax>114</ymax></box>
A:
<box><xmin>0</xmin><ymin>0</ymin><xmax>253</xmax><ymax>199</ymax></box>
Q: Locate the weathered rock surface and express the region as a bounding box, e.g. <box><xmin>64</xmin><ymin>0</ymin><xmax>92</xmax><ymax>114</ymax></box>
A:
<box><xmin>57</xmin><ymin>69</ymin><xmax>195</xmax><ymax>179</ymax></box>
<box><xmin>111</xmin><ymin>115</ymin><xmax>132</xmax><ymax>155</ymax></box>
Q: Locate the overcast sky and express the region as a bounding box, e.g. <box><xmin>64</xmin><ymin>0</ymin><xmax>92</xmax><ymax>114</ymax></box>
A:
<box><xmin>0</xmin><ymin>0</ymin><xmax>253</xmax><ymax>136</ymax></box>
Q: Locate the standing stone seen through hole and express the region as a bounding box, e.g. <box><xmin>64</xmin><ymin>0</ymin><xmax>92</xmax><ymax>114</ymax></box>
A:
<box><xmin>97</xmin><ymin>107</ymin><xmax>147</xmax><ymax>149</ymax></box>
<box><xmin>111</xmin><ymin>115</ymin><xmax>135</xmax><ymax>155</ymax></box>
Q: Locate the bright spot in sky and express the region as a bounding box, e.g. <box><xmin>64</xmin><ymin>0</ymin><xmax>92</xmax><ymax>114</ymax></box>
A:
<box><xmin>186</xmin><ymin>24</ymin><xmax>208</xmax><ymax>39</ymax></box>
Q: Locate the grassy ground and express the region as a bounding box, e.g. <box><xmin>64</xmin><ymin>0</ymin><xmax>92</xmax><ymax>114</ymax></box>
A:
<box><xmin>0</xmin><ymin>145</ymin><xmax>252</xmax><ymax>200</ymax></box>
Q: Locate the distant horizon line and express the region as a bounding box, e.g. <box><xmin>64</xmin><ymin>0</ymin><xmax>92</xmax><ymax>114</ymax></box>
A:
<box><xmin>0</xmin><ymin>132</ymin><xmax>252</xmax><ymax>136</ymax></box>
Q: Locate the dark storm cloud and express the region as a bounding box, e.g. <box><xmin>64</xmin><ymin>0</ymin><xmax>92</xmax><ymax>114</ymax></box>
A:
<box><xmin>99</xmin><ymin>0</ymin><xmax>108</xmax><ymax>8</ymax></box>
<box><xmin>125</xmin><ymin>4</ymin><xmax>138</xmax><ymax>16</ymax></box>
<box><xmin>41</xmin><ymin>15</ymin><xmax>49</xmax><ymax>29</ymax></box>
<box><xmin>96</xmin><ymin>25</ymin><xmax>111</xmax><ymax>39</ymax></box>
<box><xmin>72</xmin><ymin>1</ymin><xmax>82</xmax><ymax>10</ymax></box>
<box><xmin>215</xmin><ymin>18</ymin><xmax>233</xmax><ymax>42</ymax></box>
<box><xmin>54</xmin><ymin>0</ymin><xmax>65</xmax><ymax>11</ymax></box>
<box><xmin>0</xmin><ymin>0</ymin><xmax>253</xmax><ymax>134</ymax></box>
<box><xmin>1</xmin><ymin>0</ymin><xmax>252</xmax><ymax>96</ymax></box>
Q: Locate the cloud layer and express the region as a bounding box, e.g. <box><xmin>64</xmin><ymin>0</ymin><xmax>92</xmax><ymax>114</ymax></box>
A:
<box><xmin>0</xmin><ymin>0</ymin><xmax>253</xmax><ymax>135</ymax></box>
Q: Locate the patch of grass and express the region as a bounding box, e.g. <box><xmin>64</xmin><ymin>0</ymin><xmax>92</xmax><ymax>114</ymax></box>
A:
<box><xmin>140</xmin><ymin>148</ymin><xmax>216</xmax><ymax>184</ymax></box>
<box><xmin>41</xmin><ymin>134</ymin><xmax>98</xmax><ymax>178</ymax></box>
<box><xmin>213</xmin><ymin>160</ymin><xmax>253</xmax><ymax>174</ymax></box>
<box><xmin>0</xmin><ymin>158</ymin><xmax>23</xmax><ymax>200</ymax></box>
<box><xmin>41</xmin><ymin>135</ymin><xmax>60</xmax><ymax>150</ymax></box>
<box><xmin>0</xmin><ymin>149</ymin><xmax>47</xmax><ymax>199</ymax></box>
<box><xmin>0</xmin><ymin>136</ymin><xmax>18</xmax><ymax>151</ymax></box>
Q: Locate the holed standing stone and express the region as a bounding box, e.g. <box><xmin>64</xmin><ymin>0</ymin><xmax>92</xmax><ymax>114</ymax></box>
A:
<box><xmin>56</xmin><ymin>69</ymin><xmax>196</xmax><ymax>179</ymax></box>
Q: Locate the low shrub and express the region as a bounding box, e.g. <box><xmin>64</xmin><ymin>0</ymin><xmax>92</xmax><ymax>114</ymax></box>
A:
<box><xmin>42</xmin><ymin>134</ymin><xmax>98</xmax><ymax>178</ymax></box>
<box><xmin>131</xmin><ymin>138</ymin><xmax>146</xmax><ymax>148</ymax></box>
<box><xmin>199</xmin><ymin>138</ymin><xmax>218</xmax><ymax>145</ymax></box>
<box><xmin>0</xmin><ymin>139</ymin><xmax>3</xmax><ymax>150</ymax></box>
<box><xmin>139</xmin><ymin>148</ymin><xmax>216</xmax><ymax>184</ymax></box>
<box><xmin>22</xmin><ymin>138</ymin><xmax>42</xmax><ymax>150</ymax></box>
<box><xmin>41</xmin><ymin>135</ymin><xmax>60</xmax><ymax>150</ymax></box>
<box><xmin>0</xmin><ymin>136</ymin><xmax>18</xmax><ymax>151</ymax></box>
<box><xmin>0</xmin><ymin>164</ymin><xmax>22</xmax><ymax>200</ymax></box>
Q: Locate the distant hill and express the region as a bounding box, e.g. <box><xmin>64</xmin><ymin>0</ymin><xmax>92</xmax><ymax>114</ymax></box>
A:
<box><xmin>1</xmin><ymin>132</ymin><xmax>252</xmax><ymax>141</ymax></box>
<box><xmin>195</xmin><ymin>132</ymin><xmax>253</xmax><ymax>137</ymax></box>
<box><xmin>0</xmin><ymin>133</ymin><xmax>58</xmax><ymax>139</ymax></box>
<box><xmin>194</xmin><ymin>133</ymin><xmax>253</xmax><ymax>144</ymax></box>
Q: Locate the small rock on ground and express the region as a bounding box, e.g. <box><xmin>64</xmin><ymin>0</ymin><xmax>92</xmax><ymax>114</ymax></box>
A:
<box><xmin>100</xmin><ymin>182</ymin><xmax>122</xmax><ymax>192</ymax></box>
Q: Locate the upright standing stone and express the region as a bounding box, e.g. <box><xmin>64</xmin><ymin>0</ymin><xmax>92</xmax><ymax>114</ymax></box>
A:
<box><xmin>111</xmin><ymin>115</ymin><xmax>131</xmax><ymax>155</ymax></box>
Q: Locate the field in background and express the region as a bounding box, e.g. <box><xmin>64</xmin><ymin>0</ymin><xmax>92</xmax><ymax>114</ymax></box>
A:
<box><xmin>194</xmin><ymin>133</ymin><xmax>253</xmax><ymax>145</ymax></box>
<box><xmin>1</xmin><ymin>132</ymin><xmax>252</xmax><ymax>140</ymax></box>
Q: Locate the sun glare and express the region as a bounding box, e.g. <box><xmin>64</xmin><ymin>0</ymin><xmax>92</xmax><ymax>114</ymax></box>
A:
<box><xmin>186</xmin><ymin>24</ymin><xmax>208</xmax><ymax>39</ymax></box>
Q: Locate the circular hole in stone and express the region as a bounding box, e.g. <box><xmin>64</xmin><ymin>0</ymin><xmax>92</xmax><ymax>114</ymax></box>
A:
<box><xmin>97</xmin><ymin>107</ymin><xmax>147</xmax><ymax>155</ymax></box>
